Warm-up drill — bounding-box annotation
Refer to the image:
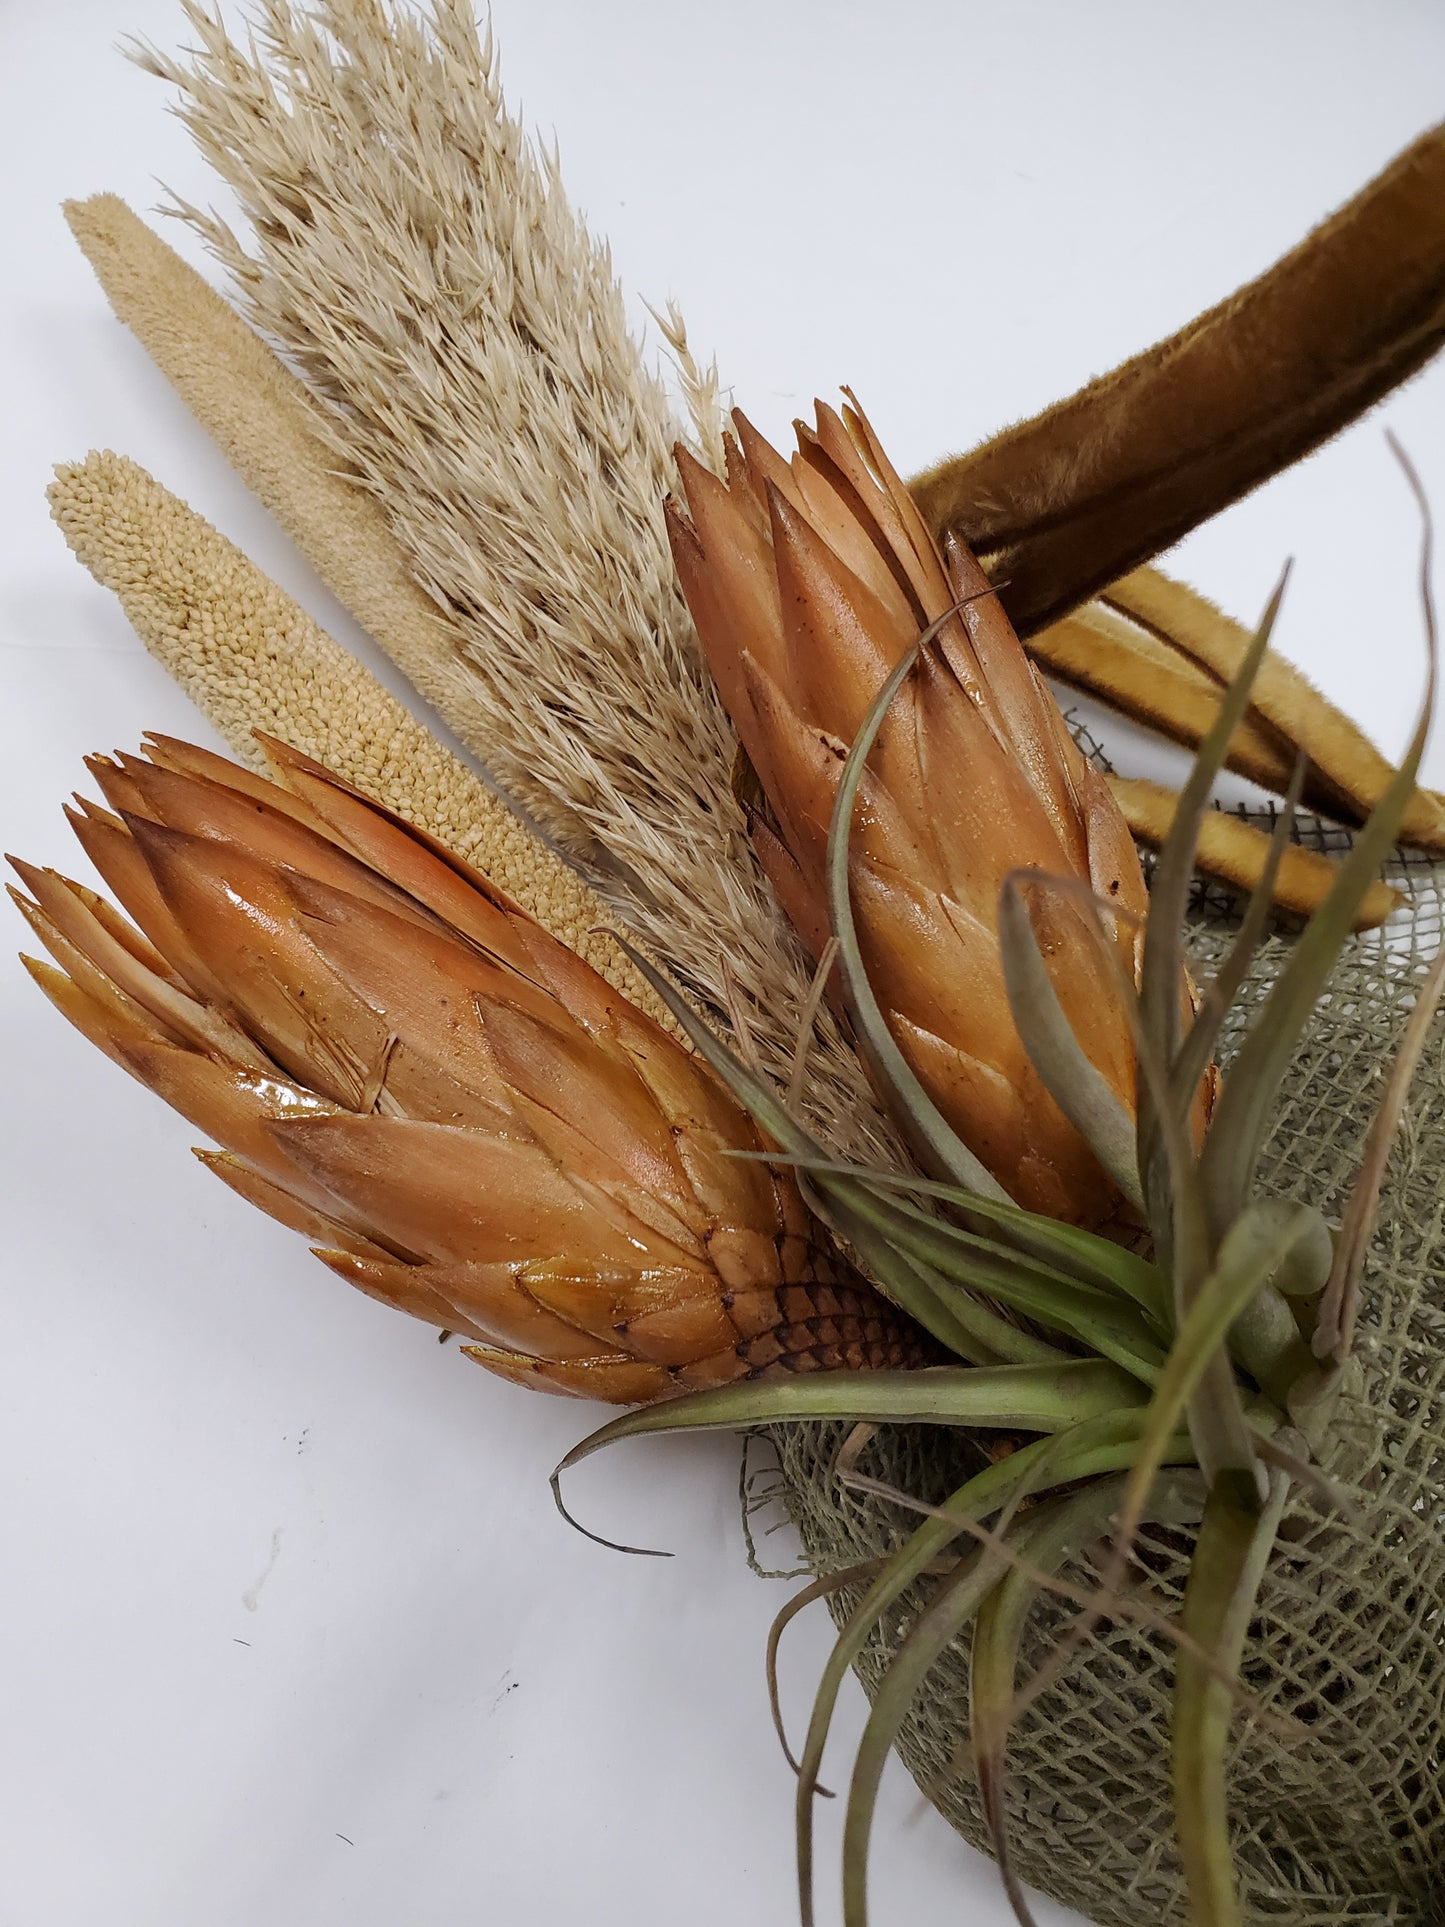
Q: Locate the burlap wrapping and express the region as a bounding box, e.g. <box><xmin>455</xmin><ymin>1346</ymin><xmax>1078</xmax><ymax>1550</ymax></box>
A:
<box><xmin>766</xmin><ymin>813</ymin><xmax>1445</xmax><ymax>1924</ymax></box>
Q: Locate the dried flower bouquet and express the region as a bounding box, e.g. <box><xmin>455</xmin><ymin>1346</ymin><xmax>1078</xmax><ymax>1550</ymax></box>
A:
<box><xmin>8</xmin><ymin>5</ymin><xmax>1445</xmax><ymax>1924</ymax></box>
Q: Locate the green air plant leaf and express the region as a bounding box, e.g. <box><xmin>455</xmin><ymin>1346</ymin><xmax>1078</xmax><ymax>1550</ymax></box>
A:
<box><xmin>1137</xmin><ymin>568</ymin><xmax>1289</xmax><ymax>1226</ymax></box>
<box><xmin>767</xmin><ymin>1561</ymin><xmax>885</xmax><ymax>1781</ymax></box>
<box><xmin>1112</xmin><ymin>1201</ymin><xmax>1323</xmax><ymax>1565</ymax></box>
<box><xmin>839</xmin><ymin>1472</ymin><xmax>1207</xmax><ymax>1927</ymax></box>
<box><xmin>1166</xmin><ymin>752</ymin><xmax>1309</xmax><ymax>1122</ymax></box>
<box><xmin>997</xmin><ymin>869</ymin><xmax>1145</xmax><ymax>1209</ymax></box>
<box><xmin>1119</xmin><ymin>578</ymin><xmax>1293</xmax><ymax>1491</ymax></box>
<box><xmin>990</xmin><ymin>855</ymin><xmax>1265</xmax><ymax>1485</ymax></box>
<box><xmin>793</xmin><ymin>1415</ymin><xmax>1206</xmax><ymax>1927</ymax></box>
<box><xmin>839</xmin><ymin>1537</ymin><xmax>1008</xmax><ymax>1927</ymax></box>
<box><xmin>968</xmin><ymin>1470</ymin><xmax>1211</xmax><ymax>1927</ymax></box>
<box><xmin>822</xmin><ymin>603</ymin><xmax>1018</xmax><ymax>1203</ymax></box>
<box><xmin>606</xmin><ymin>930</ymin><xmax>1065</xmax><ymax>1367</ymax></box>
<box><xmin>735</xmin><ymin>1152</ymin><xmax>1171</xmax><ymax>1319</ymax></box>
<box><xmin>1314</xmin><ymin>936</ymin><xmax>1445</xmax><ymax>1363</ymax></box>
<box><xmin>1199</xmin><ymin>443</ymin><xmax>1438</xmax><ymax>1245</ymax></box>
<box><xmin>556</xmin><ymin>1361</ymin><xmax>1147</xmax><ymax>1484</ymax></box>
<box><xmin>551</xmin><ymin>1362</ymin><xmax>1138</xmax><ymax>1555</ymax></box>
<box><xmin>845</xmin><ymin>1188</ymin><xmax>1168</xmax><ymax>1384</ymax></box>
<box><xmin>1173</xmin><ymin>1469</ymin><xmax>1291</xmax><ymax>1927</ymax></box>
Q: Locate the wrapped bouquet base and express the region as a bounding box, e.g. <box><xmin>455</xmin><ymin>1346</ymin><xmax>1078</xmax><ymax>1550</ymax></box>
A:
<box><xmin>776</xmin><ymin>839</ymin><xmax>1445</xmax><ymax>1924</ymax></box>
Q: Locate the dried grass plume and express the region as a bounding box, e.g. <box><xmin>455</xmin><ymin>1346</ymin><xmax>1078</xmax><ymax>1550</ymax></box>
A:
<box><xmin>47</xmin><ymin>449</ymin><xmax>675</xmax><ymax>1027</ymax></box>
<box><xmin>130</xmin><ymin>0</ymin><xmax>900</xmax><ymax>1166</ymax></box>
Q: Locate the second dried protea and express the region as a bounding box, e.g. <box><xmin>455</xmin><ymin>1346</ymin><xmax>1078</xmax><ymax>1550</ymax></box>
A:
<box><xmin>668</xmin><ymin>397</ymin><xmax>1151</xmax><ymax>1227</ymax></box>
<box><xmin>8</xmin><ymin>735</ymin><xmax>924</xmax><ymax>1402</ymax></box>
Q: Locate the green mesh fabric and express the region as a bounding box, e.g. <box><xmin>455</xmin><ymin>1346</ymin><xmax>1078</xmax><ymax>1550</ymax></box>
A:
<box><xmin>770</xmin><ymin>824</ymin><xmax>1445</xmax><ymax>1925</ymax></box>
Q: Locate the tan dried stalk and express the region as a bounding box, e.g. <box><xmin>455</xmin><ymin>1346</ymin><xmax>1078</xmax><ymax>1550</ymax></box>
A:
<box><xmin>1105</xmin><ymin>567</ymin><xmax>1445</xmax><ymax>851</ymax></box>
<box><xmin>1106</xmin><ymin>775</ymin><xmax>1402</xmax><ymax>929</ymax></box>
<box><xmin>912</xmin><ymin>121</ymin><xmax>1445</xmax><ymax>635</ymax></box>
<box><xmin>47</xmin><ymin>449</ymin><xmax>676</xmax><ymax>1029</ymax></box>
<box><xmin>62</xmin><ymin>194</ymin><xmax>557</xmax><ymax>846</ymax></box>
<box><xmin>129</xmin><ymin>0</ymin><xmax>900</xmax><ymax>1168</ymax></box>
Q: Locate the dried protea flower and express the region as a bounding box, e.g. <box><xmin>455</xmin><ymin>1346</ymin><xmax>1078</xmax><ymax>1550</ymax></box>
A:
<box><xmin>8</xmin><ymin>736</ymin><xmax>924</xmax><ymax>1403</ymax></box>
<box><xmin>668</xmin><ymin>397</ymin><xmax>1152</xmax><ymax>1227</ymax></box>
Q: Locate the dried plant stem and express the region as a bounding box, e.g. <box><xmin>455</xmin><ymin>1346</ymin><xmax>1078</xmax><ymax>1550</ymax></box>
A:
<box><xmin>60</xmin><ymin>194</ymin><xmax>610</xmax><ymax>854</ymax></box>
<box><xmin>1106</xmin><ymin>567</ymin><xmax>1445</xmax><ymax>851</ymax></box>
<box><xmin>46</xmin><ymin>450</ymin><xmax>676</xmax><ymax>1030</ymax></box>
<box><xmin>127</xmin><ymin>0</ymin><xmax>902</xmax><ymax>1169</ymax></box>
<box><xmin>912</xmin><ymin>122</ymin><xmax>1445</xmax><ymax>634</ymax></box>
<box><xmin>1029</xmin><ymin>601</ymin><xmax>1296</xmax><ymax>793</ymax></box>
<box><xmin>1107</xmin><ymin>776</ymin><xmax>1403</xmax><ymax>930</ymax></box>
<box><xmin>651</xmin><ymin>298</ymin><xmax>728</xmax><ymax>478</ymax></box>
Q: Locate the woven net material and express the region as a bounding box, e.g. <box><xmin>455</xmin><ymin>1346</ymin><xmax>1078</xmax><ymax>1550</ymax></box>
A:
<box><xmin>770</xmin><ymin>816</ymin><xmax>1445</xmax><ymax>1925</ymax></box>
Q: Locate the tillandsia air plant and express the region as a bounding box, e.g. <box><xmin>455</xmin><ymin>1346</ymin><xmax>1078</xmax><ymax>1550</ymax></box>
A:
<box><xmin>12</xmin><ymin>3</ymin><xmax>1445</xmax><ymax>1925</ymax></box>
<box><xmin>554</xmin><ymin>416</ymin><xmax>1445</xmax><ymax>1927</ymax></box>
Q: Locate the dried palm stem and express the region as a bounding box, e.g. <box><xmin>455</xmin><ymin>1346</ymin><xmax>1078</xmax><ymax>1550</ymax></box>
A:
<box><xmin>1029</xmin><ymin>598</ymin><xmax>1296</xmax><ymax>793</ymax></box>
<box><xmin>911</xmin><ymin>121</ymin><xmax>1445</xmax><ymax>634</ymax></box>
<box><xmin>46</xmin><ymin>449</ymin><xmax>673</xmax><ymax>1027</ymax></box>
<box><xmin>1105</xmin><ymin>566</ymin><xmax>1445</xmax><ymax>850</ymax></box>
<box><xmin>1106</xmin><ymin>776</ymin><xmax>1403</xmax><ymax>929</ymax></box>
<box><xmin>127</xmin><ymin>0</ymin><xmax>899</xmax><ymax>1168</ymax></box>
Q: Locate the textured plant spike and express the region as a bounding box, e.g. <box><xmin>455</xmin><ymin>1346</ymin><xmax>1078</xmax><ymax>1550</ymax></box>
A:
<box><xmin>669</xmin><ymin>397</ymin><xmax>1153</xmax><ymax>1228</ymax></box>
<box><xmin>126</xmin><ymin>0</ymin><xmax>903</xmax><ymax>1174</ymax></box>
<box><xmin>56</xmin><ymin>193</ymin><xmax>587</xmax><ymax>836</ymax></box>
<box><xmin>45</xmin><ymin>449</ymin><xmax>675</xmax><ymax>1031</ymax></box>
<box><xmin>910</xmin><ymin>121</ymin><xmax>1445</xmax><ymax>634</ymax></box>
<box><xmin>9</xmin><ymin>741</ymin><xmax>928</xmax><ymax>1403</ymax></box>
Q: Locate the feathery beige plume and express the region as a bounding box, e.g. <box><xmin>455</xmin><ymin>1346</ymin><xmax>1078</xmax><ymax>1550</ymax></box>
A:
<box><xmin>46</xmin><ymin>450</ymin><xmax>675</xmax><ymax>1029</ymax></box>
<box><xmin>57</xmin><ymin>194</ymin><xmax>622</xmax><ymax>853</ymax></box>
<box><xmin>122</xmin><ymin>0</ymin><xmax>901</xmax><ymax>1166</ymax></box>
<box><xmin>651</xmin><ymin>298</ymin><xmax>729</xmax><ymax>480</ymax></box>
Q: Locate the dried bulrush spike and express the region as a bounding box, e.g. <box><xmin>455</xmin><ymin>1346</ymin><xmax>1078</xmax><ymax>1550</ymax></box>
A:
<box><xmin>57</xmin><ymin>196</ymin><xmax>539</xmax><ymax>829</ymax></box>
<box><xmin>120</xmin><ymin>1</ymin><xmax>902</xmax><ymax>1173</ymax></box>
<box><xmin>44</xmin><ymin>450</ymin><xmax>678</xmax><ymax>1028</ymax></box>
<box><xmin>910</xmin><ymin>121</ymin><xmax>1445</xmax><ymax>632</ymax></box>
<box><xmin>10</xmin><ymin>740</ymin><xmax>929</xmax><ymax>1403</ymax></box>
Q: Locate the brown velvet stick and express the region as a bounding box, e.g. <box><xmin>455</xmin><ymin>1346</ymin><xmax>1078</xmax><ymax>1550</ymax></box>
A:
<box><xmin>912</xmin><ymin>123</ymin><xmax>1445</xmax><ymax>636</ymax></box>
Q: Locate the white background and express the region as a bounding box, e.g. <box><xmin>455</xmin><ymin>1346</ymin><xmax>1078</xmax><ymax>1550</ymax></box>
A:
<box><xmin>3</xmin><ymin>6</ymin><xmax>1444</xmax><ymax>1926</ymax></box>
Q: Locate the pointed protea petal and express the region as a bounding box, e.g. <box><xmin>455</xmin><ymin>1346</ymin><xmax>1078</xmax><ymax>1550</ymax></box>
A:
<box><xmin>464</xmin><ymin>1346</ymin><xmax>679</xmax><ymax>1404</ymax></box>
<box><xmin>668</xmin><ymin>396</ymin><xmax>1166</xmax><ymax>1227</ymax></box>
<box><xmin>255</xmin><ymin>733</ymin><xmax>543</xmax><ymax>980</ymax></box>
<box><xmin>18</xmin><ymin>736</ymin><xmax>928</xmax><ymax>1404</ymax></box>
<box><xmin>311</xmin><ymin>1249</ymin><xmax>611</xmax><ymax>1358</ymax></box>
<box><xmin>194</xmin><ymin>1151</ymin><xmax>394</xmax><ymax>1262</ymax></box>
<box><xmin>7</xmin><ymin>858</ymin><xmax>273</xmax><ymax>1071</ymax></box>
